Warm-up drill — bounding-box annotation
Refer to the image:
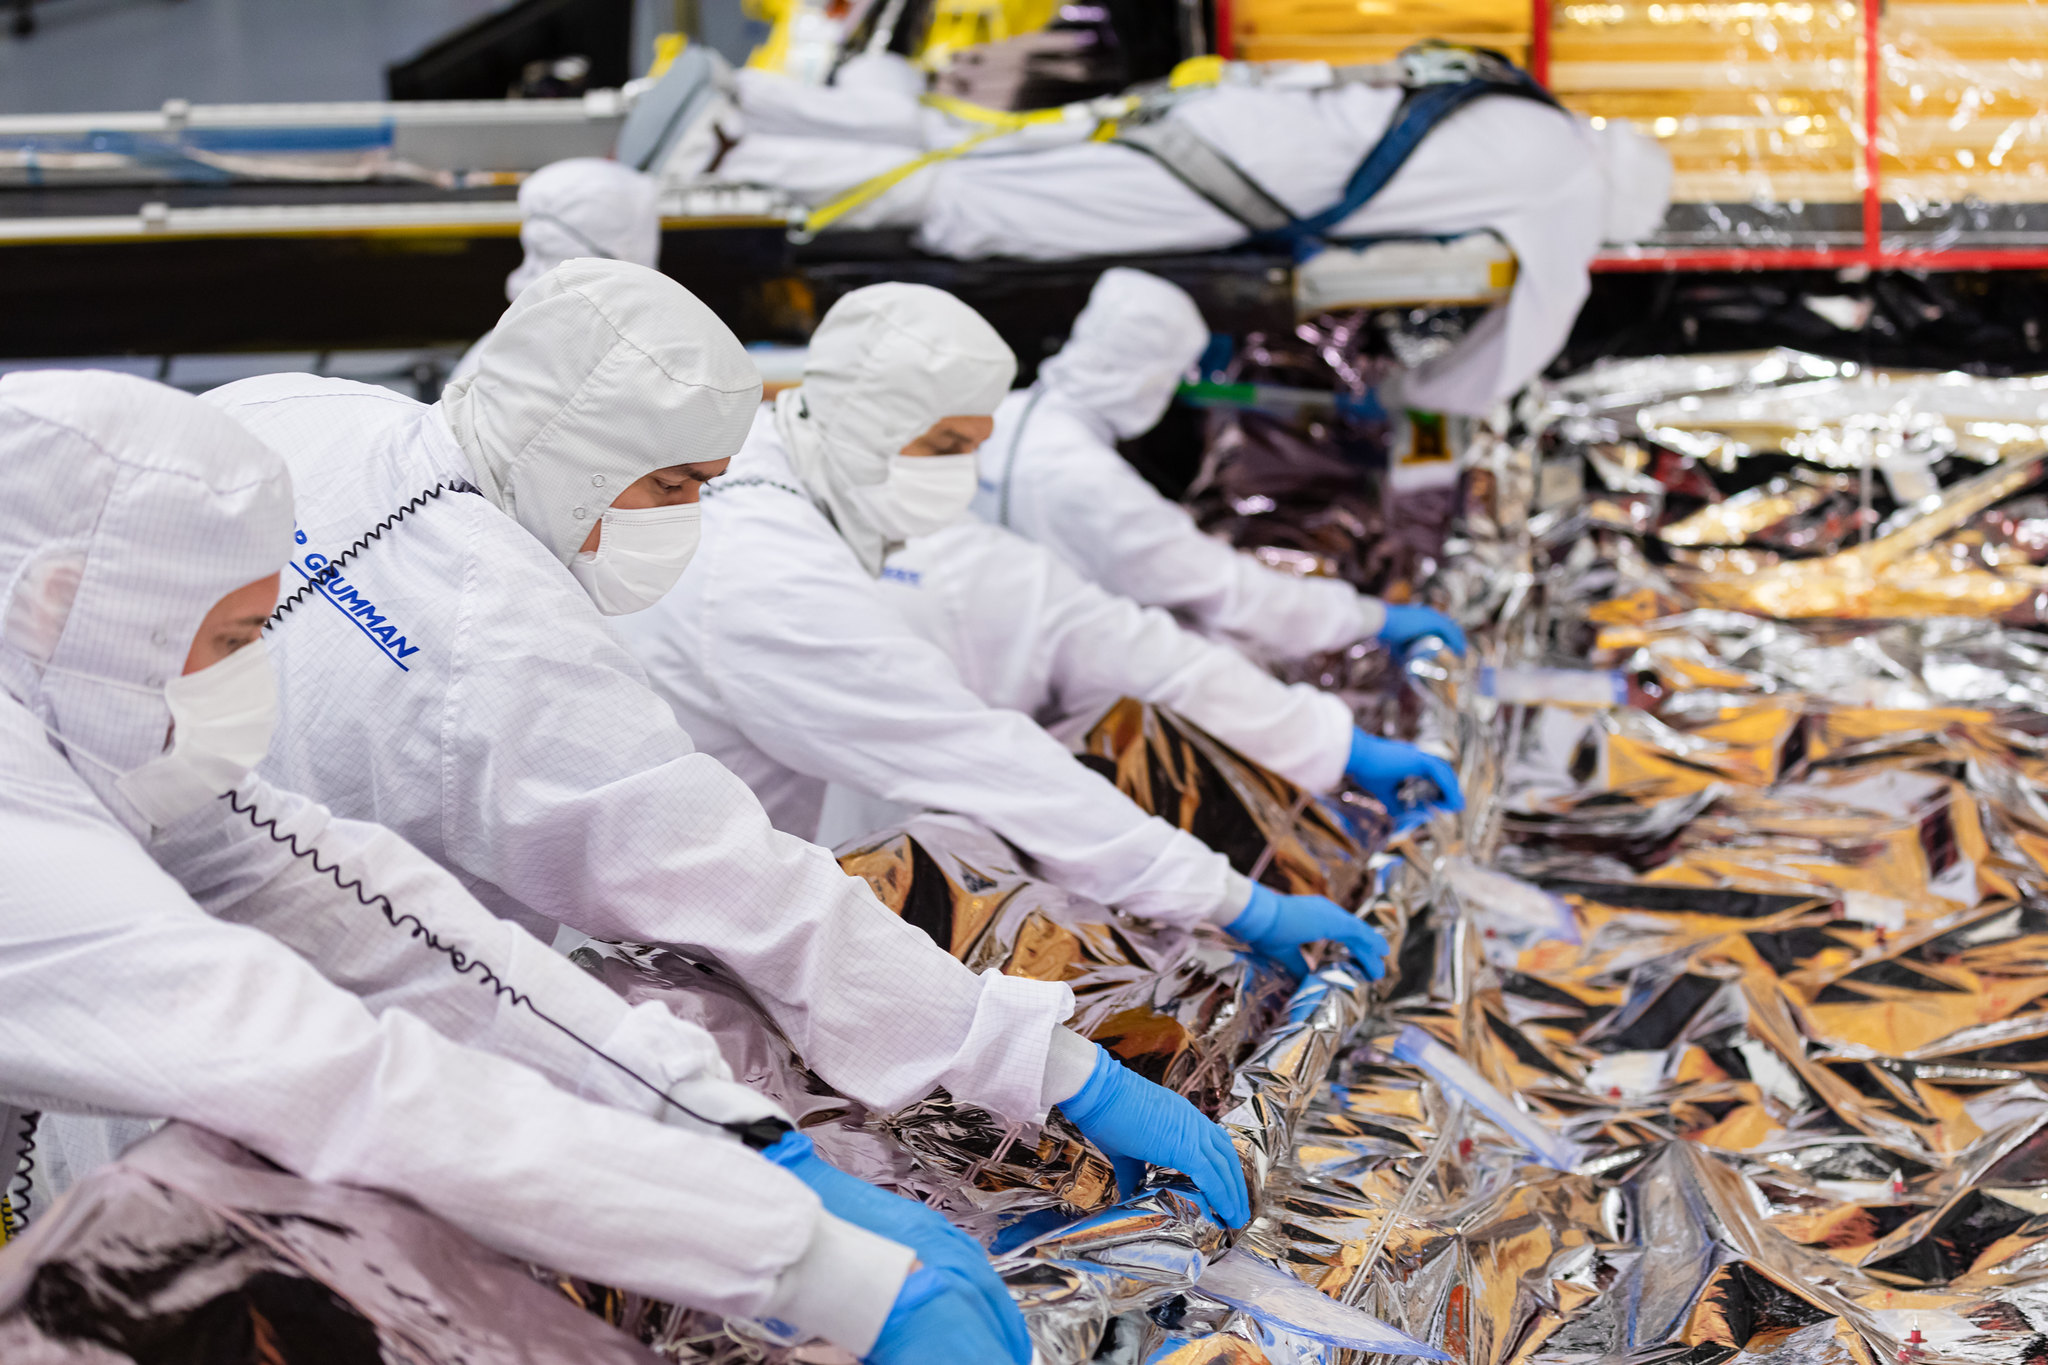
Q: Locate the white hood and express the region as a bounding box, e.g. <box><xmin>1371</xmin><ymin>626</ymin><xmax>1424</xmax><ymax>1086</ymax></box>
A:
<box><xmin>1590</xmin><ymin>119</ymin><xmax>1674</xmax><ymax>245</ymax></box>
<box><xmin>505</xmin><ymin>157</ymin><xmax>663</xmax><ymax>302</ymax></box>
<box><xmin>776</xmin><ymin>282</ymin><xmax>1015</xmax><ymax>573</ymax></box>
<box><xmin>1038</xmin><ymin>268</ymin><xmax>1209</xmax><ymax>439</ymax></box>
<box><xmin>0</xmin><ymin>370</ymin><xmax>293</xmax><ymax>839</ymax></box>
<box><xmin>438</xmin><ymin>258</ymin><xmax>763</xmax><ymax>568</ymax></box>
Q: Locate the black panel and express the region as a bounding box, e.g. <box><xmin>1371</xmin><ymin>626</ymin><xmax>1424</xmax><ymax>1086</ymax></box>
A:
<box><xmin>387</xmin><ymin>0</ymin><xmax>634</xmax><ymax>101</ymax></box>
<box><xmin>797</xmin><ymin>235</ymin><xmax>1293</xmax><ymax>383</ymax></box>
<box><xmin>1539</xmin><ymin>879</ymin><xmax>1825</xmax><ymax>919</ymax></box>
<box><xmin>0</xmin><ymin>223</ymin><xmax>795</xmax><ymax>357</ymax></box>
<box><xmin>1564</xmin><ymin>268</ymin><xmax>2048</xmax><ymax>376</ymax></box>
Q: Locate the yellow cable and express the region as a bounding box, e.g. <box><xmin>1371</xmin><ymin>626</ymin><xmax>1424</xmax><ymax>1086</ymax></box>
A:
<box><xmin>801</xmin><ymin>131</ymin><xmax>1007</xmax><ymax>235</ymax></box>
<box><xmin>919</xmin><ymin>93</ymin><xmax>1079</xmax><ymax>128</ymax></box>
<box><xmin>804</xmin><ymin>92</ymin><xmax>1140</xmax><ymax>234</ymax></box>
<box><xmin>647</xmin><ymin>33</ymin><xmax>688</xmax><ymax>80</ymax></box>
<box><xmin>1170</xmin><ymin>54</ymin><xmax>1226</xmax><ymax>88</ymax></box>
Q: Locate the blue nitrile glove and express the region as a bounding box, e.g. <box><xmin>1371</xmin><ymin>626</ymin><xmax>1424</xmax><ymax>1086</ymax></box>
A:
<box><xmin>1056</xmin><ymin>1045</ymin><xmax>1250</xmax><ymax>1228</ymax></box>
<box><xmin>1226</xmin><ymin>882</ymin><xmax>1389</xmax><ymax>983</ymax></box>
<box><xmin>1346</xmin><ymin>730</ymin><xmax>1463</xmax><ymax>830</ymax></box>
<box><xmin>1377</xmin><ymin>604</ymin><xmax>1467</xmax><ymax>657</ymax></box>
<box><xmin>868</xmin><ymin>1265</ymin><xmax>1015</xmax><ymax>1364</ymax></box>
<box><xmin>764</xmin><ymin>1133</ymin><xmax>1029</xmax><ymax>1365</ymax></box>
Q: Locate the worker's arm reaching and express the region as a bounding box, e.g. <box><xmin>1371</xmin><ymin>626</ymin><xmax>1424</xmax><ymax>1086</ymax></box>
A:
<box><xmin>0</xmin><ymin>717</ymin><xmax>916</xmax><ymax>1357</ymax></box>
<box><xmin>984</xmin><ymin>391</ymin><xmax>1390</xmax><ymax>661</ymax></box>
<box><xmin>885</xmin><ymin>521</ymin><xmax>1460</xmax><ymax>823</ymax></box>
<box><xmin>687</xmin><ymin>482</ymin><xmax>1254</xmax><ymax>930</ymax></box>
<box><xmin>151</xmin><ymin>773</ymin><xmax>786</xmax><ymax>1136</ymax></box>
<box><xmin>976</xmin><ymin>268</ymin><xmax>1466</xmax><ymax>663</ymax></box>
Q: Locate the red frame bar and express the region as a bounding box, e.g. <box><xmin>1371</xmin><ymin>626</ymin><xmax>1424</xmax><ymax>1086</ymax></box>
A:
<box><xmin>1861</xmin><ymin>0</ymin><xmax>1883</xmax><ymax>261</ymax></box>
<box><xmin>1218</xmin><ymin>0</ymin><xmax>2035</xmax><ymax>271</ymax></box>
<box><xmin>1595</xmin><ymin>248</ymin><xmax>2048</xmax><ymax>273</ymax></box>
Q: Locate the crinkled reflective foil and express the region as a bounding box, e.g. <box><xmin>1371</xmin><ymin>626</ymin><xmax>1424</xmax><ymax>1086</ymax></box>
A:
<box><xmin>557</xmin><ymin>703</ymin><xmax>1409</xmax><ymax>1362</ymax></box>
<box><xmin>26</xmin><ymin>350</ymin><xmax>2048</xmax><ymax>1365</ymax></box>
<box><xmin>1295</xmin><ymin>353</ymin><xmax>2048</xmax><ymax>1365</ymax></box>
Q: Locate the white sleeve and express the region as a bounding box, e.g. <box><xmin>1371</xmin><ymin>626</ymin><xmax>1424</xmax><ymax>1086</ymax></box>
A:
<box><xmin>151</xmin><ymin>777</ymin><xmax>786</xmax><ymax>1136</ymax></box>
<box><xmin>896</xmin><ymin>526</ymin><xmax>1356</xmax><ymax>795</ymax></box>
<box><xmin>734</xmin><ymin>65</ymin><xmax>927</xmax><ymax>143</ymax></box>
<box><xmin>439</xmin><ymin>568</ymin><xmax>1074</xmax><ymax>1123</ymax></box>
<box><xmin>0</xmin><ymin>732</ymin><xmax>908</xmax><ymax>1352</ymax></box>
<box><xmin>698</xmin><ymin>499</ymin><xmax>1250</xmax><ymax>929</ymax></box>
<box><xmin>1002</xmin><ymin>412</ymin><xmax>1381</xmax><ymax>660</ymax></box>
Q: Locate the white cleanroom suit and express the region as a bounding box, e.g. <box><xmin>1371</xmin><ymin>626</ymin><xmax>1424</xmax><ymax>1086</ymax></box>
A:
<box><xmin>208</xmin><ymin>260</ymin><xmax>1086</xmax><ymax>1130</ymax></box>
<box><xmin>611</xmin><ymin>283</ymin><xmax>1355</xmax><ymax>929</ymax></box>
<box><xmin>709</xmin><ymin>56</ymin><xmax>1672</xmax><ymax>414</ymax></box>
<box><xmin>451</xmin><ymin>156</ymin><xmax>664</xmax><ymax>381</ymax></box>
<box><xmin>974</xmin><ymin>268</ymin><xmax>1389</xmax><ymax>662</ymax></box>
<box><xmin>0</xmin><ymin>369</ymin><xmax>913</xmax><ymax>1353</ymax></box>
<box><xmin>878</xmin><ymin>522</ymin><xmax>1358</xmax><ymax>792</ymax></box>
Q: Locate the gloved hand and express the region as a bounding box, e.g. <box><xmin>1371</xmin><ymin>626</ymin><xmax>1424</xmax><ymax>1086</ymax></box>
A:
<box><xmin>1346</xmin><ymin>730</ymin><xmax>1463</xmax><ymax>830</ymax></box>
<box><xmin>1057</xmin><ymin>1045</ymin><xmax>1249</xmax><ymax>1228</ymax></box>
<box><xmin>1377</xmin><ymin>604</ymin><xmax>1467</xmax><ymax>658</ymax></box>
<box><xmin>765</xmin><ymin>1133</ymin><xmax>1029</xmax><ymax>1365</ymax></box>
<box><xmin>1226</xmin><ymin>882</ymin><xmax>1389</xmax><ymax>982</ymax></box>
<box><xmin>868</xmin><ymin>1265</ymin><xmax>1017</xmax><ymax>1364</ymax></box>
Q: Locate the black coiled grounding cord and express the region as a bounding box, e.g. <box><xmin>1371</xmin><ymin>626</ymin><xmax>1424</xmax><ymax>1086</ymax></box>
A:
<box><xmin>267</xmin><ymin>482</ymin><xmax>478</xmax><ymax>629</ymax></box>
<box><xmin>221</xmin><ymin>789</ymin><xmax>790</xmax><ymax>1150</ymax></box>
<box><xmin>3</xmin><ymin>1110</ymin><xmax>39</xmax><ymax>1239</ymax></box>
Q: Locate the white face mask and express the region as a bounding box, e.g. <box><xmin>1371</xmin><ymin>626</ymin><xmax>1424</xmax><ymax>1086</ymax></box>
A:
<box><xmin>569</xmin><ymin>501</ymin><xmax>703</xmax><ymax>616</ymax></box>
<box><xmin>116</xmin><ymin>639</ymin><xmax>279</xmax><ymax>829</ymax></box>
<box><xmin>859</xmin><ymin>453</ymin><xmax>980</xmax><ymax>541</ymax></box>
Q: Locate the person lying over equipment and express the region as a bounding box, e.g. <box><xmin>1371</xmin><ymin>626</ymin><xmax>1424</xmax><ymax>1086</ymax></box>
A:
<box><xmin>637</xmin><ymin>45</ymin><xmax>1671</xmax><ymax>414</ymax></box>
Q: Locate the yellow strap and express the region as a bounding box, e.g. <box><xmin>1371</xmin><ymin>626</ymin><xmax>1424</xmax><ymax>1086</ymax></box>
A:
<box><xmin>801</xmin><ymin>130</ymin><xmax>1006</xmax><ymax>236</ymax></box>
<box><xmin>918</xmin><ymin>93</ymin><xmax>1071</xmax><ymax>130</ymax></box>
<box><xmin>646</xmin><ymin>33</ymin><xmax>688</xmax><ymax>80</ymax></box>
<box><xmin>803</xmin><ymin>93</ymin><xmax>1138</xmax><ymax>235</ymax></box>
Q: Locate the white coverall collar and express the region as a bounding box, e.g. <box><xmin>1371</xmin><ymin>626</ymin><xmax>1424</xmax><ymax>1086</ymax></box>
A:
<box><xmin>0</xmin><ymin>370</ymin><xmax>293</xmax><ymax>839</ymax></box>
<box><xmin>435</xmin><ymin>258</ymin><xmax>762</xmax><ymax>569</ymax></box>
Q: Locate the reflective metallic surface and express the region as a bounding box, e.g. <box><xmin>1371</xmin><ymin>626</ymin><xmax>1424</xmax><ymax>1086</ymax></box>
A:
<box><xmin>14</xmin><ymin>351</ymin><xmax>2048</xmax><ymax>1364</ymax></box>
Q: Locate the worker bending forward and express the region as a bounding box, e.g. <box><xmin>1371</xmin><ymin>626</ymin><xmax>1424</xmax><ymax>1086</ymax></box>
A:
<box><xmin>0</xmin><ymin>369</ymin><xmax>1022</xmax><ymax>1362</ymax></box>
<box><xmin>612</xmin><ymin>283</ymin><xmax>1461</xmax><ymax>986</ymax></box>
<box><xmin>976</xmin><ymin>267</ymin><xmax>1468</xmax><ymax>667</ymax></box>
<box><xmin>207</xmin><ymin>259</ymin><xmax>1249</xmax><ymax>1235</ymax></box>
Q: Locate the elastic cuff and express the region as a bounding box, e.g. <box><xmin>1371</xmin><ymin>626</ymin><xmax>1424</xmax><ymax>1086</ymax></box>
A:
<box><xmin>594</xmin><ymin>1001</ymin><xmax>790</xmax><ymax>1134</ymax></box>
<box><xmin>941</xmin><ymin>968</ymin><xmax>1075</xmax><ymax>1124</ymax></box>
<box><xmin>1356</xmin><ymin>594</ymin><xmax>1388</xmax><ymax>640</ymax></box>
<box><xmin>1207</xmin><ymin>870</ymin><xmax>1257</xmax><ymax>925</ymax></box>
<box><xmin>1040</xmin><ymin>1026</ymin><xmax>1102</xmax><ymax>1109</ymax></box>
<box><xmin>1291</xmin><ymin>695</ymin><xmax>1358</xmax><ymax>796</ymax></box>
<box><xmin>1054</xmin><ymin>1043</ymin><xmax>1117</xmax><ymax>1127</ymax></box>
<box><xmin>759</xmin><ymin>1210</ymin><xmax>917</xmax><ymax>1356</ymax></box>
<box><xmin>1223</xmin><ymin>881</ymin><xmax>1276</xmax><ymax>942</ymax></box>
